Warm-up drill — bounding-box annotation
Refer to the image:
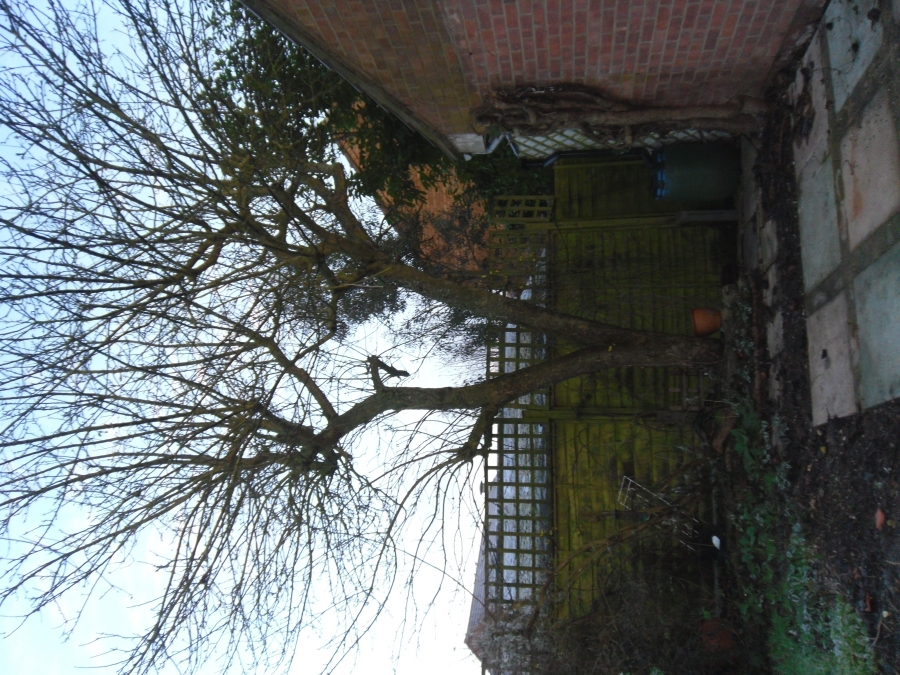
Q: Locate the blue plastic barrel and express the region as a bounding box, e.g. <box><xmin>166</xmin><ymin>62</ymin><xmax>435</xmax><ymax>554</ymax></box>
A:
<box><xmin>653</xmin><ymin>143</ymin><xmax>740</xmax><ymax>201</ymax></box>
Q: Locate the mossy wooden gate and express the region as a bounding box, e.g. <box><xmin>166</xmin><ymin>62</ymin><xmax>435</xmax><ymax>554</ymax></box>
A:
<box><xmin>484</xmin><ymin>157</ymin><xmax>735</xmax><ymax>622</ymax></box>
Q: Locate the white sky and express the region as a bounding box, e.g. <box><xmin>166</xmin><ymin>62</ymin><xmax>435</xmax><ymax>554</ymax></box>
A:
<box><xmin>0</xmin><ymin>331</ymin><xmax>484</xmax><ymax>675</ymax></box>
<box><xmin>0</xmin><ymin>0</ymin><xmax>485</xmax><ymax>671</ymax></box>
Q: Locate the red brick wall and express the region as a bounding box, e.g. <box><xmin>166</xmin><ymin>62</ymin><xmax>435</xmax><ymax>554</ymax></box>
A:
<box><xmin>262</xmin><ymin>0</ymin><xmax>478</xmax><ymax>136</ymax></box>
<box><xmin>256</xmin><ymin>0</ymin><xmax>824</xmax><ymax>141</ymax></box>
<box><xmin>439</xmin><ymin>0</ymin><xmax>818</xmax><ymax>106</ymax></box>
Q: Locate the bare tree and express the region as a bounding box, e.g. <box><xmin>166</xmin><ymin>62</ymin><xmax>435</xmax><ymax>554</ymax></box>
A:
<box><xmin>0</xmin><ymin>0</ymin><xmax>721</xmax><ymax>672</ymax></box>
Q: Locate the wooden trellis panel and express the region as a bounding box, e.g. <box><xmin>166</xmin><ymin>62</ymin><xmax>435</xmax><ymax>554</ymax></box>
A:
<box><xmin>492</xmin><ymin>195</ymin><xmax>554</xmax><ymax>223</ymax></box>
<box><xmin>484</xmin><ymin>321</ymin><xmax>552</xmax><ymax>610</ymax></box>
<box><xmin>483</xmin><ymin>220</ymin><xmax>553</xmax><ymax>620</ymax></box>
<box><xmin>553</xmin><ymin>158</ymin><xmax>723</xmax><ymax>221</ymax></box>
<box><xmin>481</xmin><ymin>156</ymin><xmax>737</xmax><ymax>634</ymax></box>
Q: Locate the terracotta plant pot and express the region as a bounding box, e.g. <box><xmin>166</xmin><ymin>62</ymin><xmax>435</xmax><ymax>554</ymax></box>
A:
<box><xmin>700</xmin><ymin>618</ymin><xmax>734</xmax><ymax>653</ymax></box>
<box><xmin>691</xmin><ymin>308</ymin><xmax>722</xmax><ymax>337</ymax></box>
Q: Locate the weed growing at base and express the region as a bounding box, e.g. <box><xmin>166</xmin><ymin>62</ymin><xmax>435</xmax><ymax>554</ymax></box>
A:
<box><xmin>725</xmin><ymin>290</ymin><xmax>875</xmax><ymax>675</ymax></box>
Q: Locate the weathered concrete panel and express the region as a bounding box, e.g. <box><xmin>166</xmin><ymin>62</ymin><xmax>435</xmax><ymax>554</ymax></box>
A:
<box><xmin>854</xmin><ymin>239</ymin><xmax>900</xmax><ymax>409</ymax></box>
<box><xmin>807</xmin><ymin>291</ymin><xmax>857</xmax><ymax>425</ymax></box>
<box><xmin>840</xmin><ymin>93</ymin><xmax>900</xmax><ymax>250</ymax></box>
<box><xmin>760</xmin><ymin>219</ymin><xmax>779</xmax><ymax>273</ymax></box>
<box><xmin>797</xmin><ymin>152</ymin><xmax>842</xmax><ymax>290</ymax></box>
<box><xmin>790</xmin><ymin>29</ymin><xmax>830</xmax><ymax>173</ymax></box>
<box><xmin>824</xmin><ymin>0</ymin><xmax>884</xmax><ymax>112</ymax></box>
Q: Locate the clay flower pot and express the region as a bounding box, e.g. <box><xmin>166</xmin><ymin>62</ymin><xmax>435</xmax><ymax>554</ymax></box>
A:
<box><xmin>691</xmin><ymin>308</ymin><xmax>722</xmax><ymax>337</ymax></box>
<box><xmin>700</xmin><ymin>618</ymin><xmax>734</xmax><ymax>653</ymax></box>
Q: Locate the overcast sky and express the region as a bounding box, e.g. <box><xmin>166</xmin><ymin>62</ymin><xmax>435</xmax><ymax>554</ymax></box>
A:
<box><xmin>0</xmin><ymin>0</ymin><xmax>485</xmax><ymax>670</ymax></box>
<box><xmin>0</xmin><ymin>324</ymin><xmax>484</xmax><ymax>675</ymax></box>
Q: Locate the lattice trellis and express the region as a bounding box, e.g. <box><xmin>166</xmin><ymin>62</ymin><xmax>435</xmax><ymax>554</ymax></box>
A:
<box><xmin>492</xmin><ymin>195</ymin><xmax>554</xmax><ymax>223</ymax></box>
<box><xmin>486</xmin><ymin>226</ymin><xmax>550</xmax><ymax>302</ymax></box>
<box><xmin>483</xmin><ymin>223</ymin><xmax>553</xmax><ymax>624</ymax></box>
<box><xmin>485</xmin><ymin>328</ymin><xmax>551</xmax><ymax>606</ymax></box>
<box><xmin>511</xmin><ymin>127</ymin><xmax>734</xmax><ymax>159</ymax></box>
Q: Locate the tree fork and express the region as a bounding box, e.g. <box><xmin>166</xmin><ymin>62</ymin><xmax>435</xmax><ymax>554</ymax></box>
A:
<box><xmin>311</xmin><ymin>338</ymin><xmax>719</xmax><ymax>454</ymax></box>
<box><xmin>271</xmin><ymin>163</ymin><xmax>724</xmax><ymax>371</ymax></box>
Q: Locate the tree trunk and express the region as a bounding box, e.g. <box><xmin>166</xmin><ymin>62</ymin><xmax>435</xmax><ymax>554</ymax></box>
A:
<box><xmin>377</xmin><ymin>261</ymin><xmax>721</xmax><ymax>367</ymax></box>
<box><xmin>310</xmin><ymin>339</ymin><xmax>716</xmax><ymax>453</ymax></box>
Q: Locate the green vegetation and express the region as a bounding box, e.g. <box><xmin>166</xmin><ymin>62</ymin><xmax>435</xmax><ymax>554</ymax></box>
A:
<box><xmin>219</xmin><ymin>6</ymin><xmax>552</xmax><ymax>210</ymax></box>
<box><xmin>453</xmin><ymin>142</ymin><xmax>553</xmax><ymax>202</ymax></box>
<box><xmin>770</xmin><ymin>588</ymin><xmax>873</xmax><ymax>675</ymax></box>
<box><xmin>724</xmin><ymin>292</ymin><xmax>876</xmax><ymax>675</ymax></box>
<box><xmin>212</xmin><ymin>3</ymin><xmax>447</xmax><ymax>207</ymax></box>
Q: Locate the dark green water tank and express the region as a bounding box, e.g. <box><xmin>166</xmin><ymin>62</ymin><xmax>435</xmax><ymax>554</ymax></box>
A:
<box><xmin>653</xmin><ymin>143</ymin><xmax>740</xmax><ymax>201</ymax></box>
